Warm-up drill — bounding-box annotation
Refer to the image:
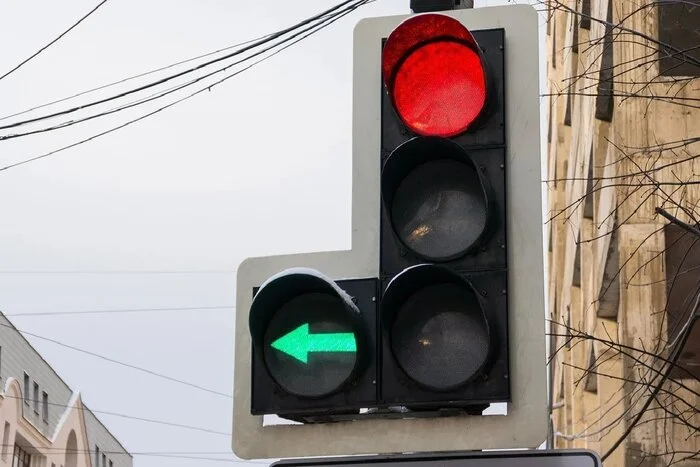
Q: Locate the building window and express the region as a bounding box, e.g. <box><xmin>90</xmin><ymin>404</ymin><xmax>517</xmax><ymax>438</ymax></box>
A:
<box><xmin>102</xmin><ymin>453</ymin><xmax>106</xmax><ymax>467</ymax></box>
<box><xmin>42</xmin><ymin>391</ymin><xmax>49</xmax><ymax>422</ymax></box>
<box><xmin>572</xmin><ymin>238</ymin><xmax>581</xmax><ymax>287</ymax></box>
<box><xmin>95</xmin><ymin>446</ymin><xmax>100</xmax><ymax>467</ymax></box>
<box><xmin>597</xmin><ymin>226</ymin><xmax>619</xmax><ymax>319</ymax></box>
<box><xmin>658</xmin><ymin>0</ymin><xmax>700</xmax><ymax>76</ymax></box>
<box><xmin>23</xmin><ymin>373</ymin><xmax>29</xmax><ymax>405</ymax></box>
<box><xmin>1</xmin><ymin>422</ymin><xmax>9</xmax><ymax>460</ymax></box>
<box><xmin>552</xmin><ymin>18</ymin><xmax>557</xmax><ymax>69</ymax></box>
<box><xmin>663</xmin><ymin>223</ymin><xmax>700</xmax><ymax>379</ymax></box>
<box><xmin>0</xmin><ymin>345</ymin><xmax>3</xmax><ymax>379</ymax></box>
<box><xmin>12</xmin><ymin>444</ymin><xmax>31</xmax><ymax>467</ymax></box>
<box><xmin>33</xmin><ymin>382</ymin><xmax>39</xmax><ymax>414</ymax></box>
<box><xmin>109</xmin><ymin>461</ymin><xmax>113</xmax><ymax>467</ymax></box>
<box><xmin>582</xmin><ymin>147</ymin><xmax>595</xmax><ymax>219</ymax></box>
<box><xmin>595</xmin><ymin>0</ymin><xmax>614</xmax><ymax>122</ymax></box>
<box><xmin>564</xmin><ymin>87</ymin><xmax>573</xmax><ymax>126</ymax></box>
<box><xmin>580</xmin><ymin>0</ymin><xmax>591</xmax><ymax>30</ymax></box>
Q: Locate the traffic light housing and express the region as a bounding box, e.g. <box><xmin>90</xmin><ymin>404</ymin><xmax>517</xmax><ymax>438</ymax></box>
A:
<box><xmin>233</xmin><ymin>5</ymin><xmax>546</xmax><ymax>460</ymax></box>
<box><xmin>249</xmin><ymin>270</ymin><xmax>378</xmax><ymax>421</ymax></box>
<box><xmin>378</xmin><ymin>16</ymin><xmax>509</xmax><ymax>410</ymax></box>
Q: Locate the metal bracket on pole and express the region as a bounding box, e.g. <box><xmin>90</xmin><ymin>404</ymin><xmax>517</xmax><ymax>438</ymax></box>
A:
<box><xmin>410</xmin><ymin>0</ymin><xmax>473</xmax><ymax>13</ymax></box>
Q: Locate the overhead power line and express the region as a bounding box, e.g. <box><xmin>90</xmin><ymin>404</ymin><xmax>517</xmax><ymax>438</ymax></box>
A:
<box><xmin>0</xmin><ymin>321</ymin><xmax>232</xmax><ymax>398</ymax></box>
<box><xmin>3</xmin><ymin>305</ymin><xmax>234</xmax><ymax>317</ymax></box>
<box><xmin>0</xmin><ymin>0</ymin><xmax>110</xmax><ymax>82</ymax></box>
<box><xmin>0</xmin><ymin>0</ymin><xmax>368</xmax><ymax>134</ymax></box>
<box><xmin>0</xmin><ymin>393</ymin><xmax>229</xmax><ymax>436</ymax></box>
<box><xmin>0</xmin><ymin>0</ymin><xmax>372</xmax><ymax>172</ymax></box>
<box><xmin>0</xmin><ymin>34</ymin><xmax>272</xmax><ymax>122</ymax></box>
<box><xmin>0</xmin><ymin>444</ymin><xmax>264</xmax><ymax>464</ymax></box>
<box><xmin>0</xmin><ymin>270</ymin><xmax>234</xmax><ymax>274</ymax></box>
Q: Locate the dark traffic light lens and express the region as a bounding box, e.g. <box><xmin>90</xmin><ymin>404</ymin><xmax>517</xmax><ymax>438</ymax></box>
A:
<box><xmin>391</xmin><ymin>159</ymin><xmax>487</xmax><ymax>261</ymax></box>
<box><xmin>381</xmin><ymin>264</ymin><xmax>492</xmax><ymax>392</ymax></box>
<box><xmin>263</xmin><ymin>293</ymin><xmax>359</xmax><ymax>398</ymax></box>
<box><xmin>390</xmin><ymin>283</ymin><xmax>490</xmax><ymax>390</ymax></box>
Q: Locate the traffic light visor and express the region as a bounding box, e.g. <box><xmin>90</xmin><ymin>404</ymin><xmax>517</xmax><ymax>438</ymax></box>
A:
<box><xmin>382</xmin><ymin>14</ymin><xmax>488</xmax><ymax>137</ymax></box>
<box><xmin>249</xmin><ymin>268</ymin><xmax>368</xmax><ymax>398</ymax></box>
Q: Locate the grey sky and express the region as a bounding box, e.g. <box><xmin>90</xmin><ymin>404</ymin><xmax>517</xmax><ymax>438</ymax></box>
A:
<box><xmin>0</xmin><ymin>1</ymin><xmax>546</xmax><ymax>466</ymax></box>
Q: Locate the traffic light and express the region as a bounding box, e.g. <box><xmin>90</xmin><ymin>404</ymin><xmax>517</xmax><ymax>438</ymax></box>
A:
<box><xmin>378</xmin><ymin>12</ymin><xmax>509</xmax><ymax>410</ymax></box>
<box><xmin>248</xmin><ymin>269</ymin><xmax>378</xmax><ymax>420</ymax></box>
<box><xmin>233</xmin><ymin>5</ymin><xmax>546</xmax><ymax>460</ymax></box>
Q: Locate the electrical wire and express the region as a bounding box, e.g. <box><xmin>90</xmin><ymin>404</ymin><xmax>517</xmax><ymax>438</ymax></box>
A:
<box><xmin>0</xmin><ymin>0</ymin><xmax>110</xmax><ymax>82</ymax></box>
<box><xmin>0</xmin><ymin>0</ymin><xmax>372</xmax><ymax>172</ymax></box>
<box><xmin>3</xmin><ymin>305</ymin><xmax>234</xmax><ymax>317</ymax></box>
<box><xmin>0</xmin><ymin>0</ymin><xmax>368</xmax><ymax>141</ymax></box>
<box><xmin>0</xmin><ymin>270</ymin><xmax>233</xmax><ymax>274</ymax></box>
<box><xmin>0</xmin><ymin>321</ymin><xmax>232</xmax><ymax>398</ymax></box>
<box><xmin>0</xmin><ymin>34</ymin><xmax>273</xmax><ymax>122</ymax></box>
<box><xmin>0</xmin><ymin>2</ymin><xmax>354</xmax><ymax>141</ymax></box>
<box><xmin>0</xmin><ymin>394</ymin><xmax>230</xmax><ymax>436</ymax></box>
<box><xmin>0</xmin><ymin>0</ymin><xmax>366</xmax><ymax>133</ymax></box>
<box><xmin>0</xmin><ymin>444</ymin><xmax>266</xmax><ymax>463</ymax></box>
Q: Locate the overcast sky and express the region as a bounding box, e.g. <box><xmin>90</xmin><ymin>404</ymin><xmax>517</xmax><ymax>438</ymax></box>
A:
<box><xmin>0</xmin><ymin>1</ymin><xmax>546</xmax><ymax>466</ymax></box>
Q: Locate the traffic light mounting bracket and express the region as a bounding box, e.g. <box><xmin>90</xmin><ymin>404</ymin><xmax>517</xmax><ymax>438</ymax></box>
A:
<box><xmin>233</xmin><ymin>4</ymin><xmax>546</xmax><ymax>460</ymax></box>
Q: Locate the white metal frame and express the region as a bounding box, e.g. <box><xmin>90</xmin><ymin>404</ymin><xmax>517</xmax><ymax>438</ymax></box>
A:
<box><xmin>232</xmin><ymin>4</ymin><xmax>546</xmax><ymax>459</ymax></box>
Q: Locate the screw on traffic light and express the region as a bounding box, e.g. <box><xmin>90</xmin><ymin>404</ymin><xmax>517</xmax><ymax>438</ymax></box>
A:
<box><xmin>247</xmin><ymin>12</ymin><xmax>509</xmax><ymax>422</ymax></box>
<box><xmin>378</xmin><ymin>13</ymin><xmax>509</xmax><ymax>410</ymax></box>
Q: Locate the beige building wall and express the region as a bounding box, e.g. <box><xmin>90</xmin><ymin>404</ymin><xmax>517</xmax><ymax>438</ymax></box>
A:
<box><xmin>546</xmin><ymin>0</ymin><xmax>699</xmax><ymax>466</ymax></box>
<box><xmin>1</xmin><ymin>378</ymin><xmax>92</xmax><ymax>467</ymax></box>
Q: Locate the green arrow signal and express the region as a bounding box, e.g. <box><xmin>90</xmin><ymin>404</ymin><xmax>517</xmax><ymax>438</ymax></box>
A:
<box><xmin>270</xmin><ymin>323</ymin><xmax>357</xmax><ymax>364</ymax></box>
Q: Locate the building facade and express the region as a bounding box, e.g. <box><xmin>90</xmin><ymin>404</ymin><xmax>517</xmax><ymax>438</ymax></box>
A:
<box><xmin>0</xmin><ymin>312</ymin><xmax>132</xmax><ymax>467</ymax></box>
<box><xmin>546</xmin><ymin>0</ymin><xmax>700</xmax><ymax>465</ymax></box>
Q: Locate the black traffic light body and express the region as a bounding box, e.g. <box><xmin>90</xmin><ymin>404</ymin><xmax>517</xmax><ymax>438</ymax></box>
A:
<box><xmin>378</xmin><ymin>28</ymin><xmax>510</xmax><ymax>408</ymax></box>
<box><xmin>250</xmin><ymin>276</ymin><xmax>379</xmax><ymax>419</ymax></box>
<box><xmin>247</xmin><ymin>16</ymin><xmax>510</xmax><ymax>421</ymax></box>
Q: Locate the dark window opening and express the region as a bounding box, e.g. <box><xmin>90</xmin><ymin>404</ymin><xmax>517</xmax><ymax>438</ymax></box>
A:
<box><xmin>42</xmin><ymin>392</ymin><xmax>48</xmax><ymax>422</ymax></box>
<box><xmin>581</xmin><ymin>0</ymin><xmax>591</xmax><ymax>30</ymax></box>
<box><xmin>12</xmin><ymin>444</ymin><xmax>31</xmax><ymax>467</ymax></box>
<box><xmin>658</xmin><ymin>1</ymin><xmax>700</xmax><ymax>77</ymax></box>
<box><xmin>573</xmin><ymin>15</ymin><xmax>580</xmax><ymax>53</ymax></box>
<box><xmin>583</xmin><ymin>147</ymin><xmax>595</xmax><ymax>219</ymax></box>
<box><xmin>564</xmin><ymin>85</ymin><xmax>573</xmax><ymax>126</ymax></box>
<box><xmin>573</xmin><ymin>237</ymin><xmax>582</xmax><ymax>287</ymax></box>
<box><xmin>548</xmin><ymin>95</ymin><xmax>553</xmax><ymax>143</ymax></box>
<box><xmin>663</xmin><ymin>223</ymin><xmax>700</xmax><ymax>380</ymax></box>
<box><xmin>584</xmin><ymin>345</ymin><xmax>598</xmax><ymax>393</ymax></box>
<box><xmin>32</xmin><ymin>382</ymin><xmax>39</xmax><ymax>414</ymax></box>
<box><xmin>598</xmin><ymin>225</ymin><xmax>619</xmax><ymax>319</ymax></box>
<box><xmin>595</xmin><ymin>0</ymin><xmax>614</xmax><ymax>121</ymax></box>
<box><xmin>552</xmin><ymin>19</ymin><xmax>557</xmax><ymax>69</ymax></box>
<box><xmin>23</xmin><ymin>374</ymin><xmax>29</xmax><ymax>405</ymax></box>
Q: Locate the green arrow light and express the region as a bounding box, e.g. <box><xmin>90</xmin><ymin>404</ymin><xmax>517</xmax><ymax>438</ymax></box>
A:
<box><xmin>270</xmin><ymin>323</ymin><xmax>357</xmax><ymax>364</ymax></box>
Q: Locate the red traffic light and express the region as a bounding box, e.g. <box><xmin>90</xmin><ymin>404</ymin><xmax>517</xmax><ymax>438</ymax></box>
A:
<box><xmin>382</xmin><ymin>14</ymin><xmax>489</xmax><ymax>138</ymax></box>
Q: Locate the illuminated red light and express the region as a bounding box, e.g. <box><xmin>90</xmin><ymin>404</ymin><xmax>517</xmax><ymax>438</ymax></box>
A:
<box><xmin>382</xmin><ymin>14</ymin><xmax>488</xmax><ymax>138</ymax></box>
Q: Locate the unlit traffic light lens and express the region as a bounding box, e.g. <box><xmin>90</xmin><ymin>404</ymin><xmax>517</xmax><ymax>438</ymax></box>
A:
<box><xmin>382</xmin><ymin>265</ymin><xmax>492</xmax><ymax>391</ymax></box>
<box><xmin>382</xmin><ymin>137</ymin><xmax>490</xmax><ymax>262</ymax></box>
<box><xmin>391</xmin><ymin>159</ymin><xmax>487</xmax><ymax>260</ymax></box>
